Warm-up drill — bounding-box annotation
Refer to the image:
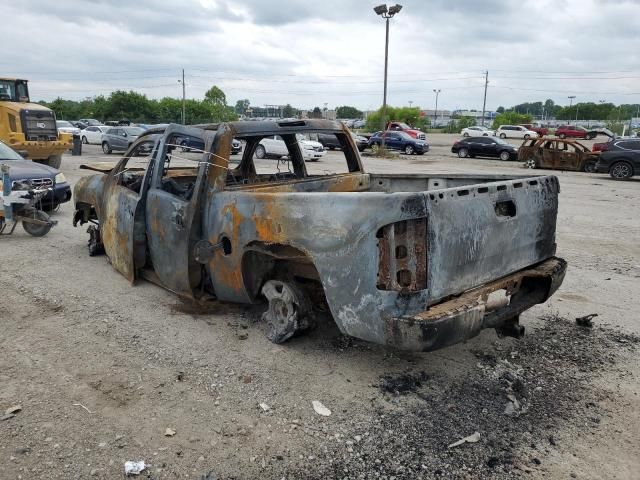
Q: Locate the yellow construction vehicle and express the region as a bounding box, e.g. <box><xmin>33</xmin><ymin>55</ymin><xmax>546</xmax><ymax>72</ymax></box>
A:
<box><xmin>0</xmin><ymin>78</ymin><xmax>72</xmax><ymax>168</ymax></box>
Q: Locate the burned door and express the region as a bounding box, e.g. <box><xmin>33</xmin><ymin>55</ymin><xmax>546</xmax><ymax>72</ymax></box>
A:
<box><xmin>557</xmin><ymin>142</ymin><xmax>580</xmax><ymax>170</ymax></box>
<box><xmin>144</xmin><ymin>126</ymin><xmax>216</xmax><ymax>298</ymax></box>
<box><xmin>541</xmin><ymin>140</ymin><xmax>557</xmax><ymax>168</ymax></box>
<box><xmin>99</xmin><ymin>140</ymin><xmax>156</xmax><ymax>283</ymax></box>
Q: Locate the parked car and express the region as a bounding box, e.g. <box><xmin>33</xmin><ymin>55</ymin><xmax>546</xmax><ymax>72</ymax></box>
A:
<box><xmin>461</xmin><ymin>126</ymin><xmax>495</xmax><ymax>137</ymax></box>
<box><xmin>0</xmin><ymin>139</ymin><xmax>71</xmax><ymax>210</ymax></box>
<box><xmin>70</xmin><ymin>120</ymin><xmax>88</xmax><ymax>130</ymax></box>
<box><xmin>451</xmin><ymin>136</ymin><xmax>517</xmax><ymax>161</ymax></box>
<box><xmin>519</xmin><ymin>124</ymin><xmax>549</xmax><ymax>137</ymax></box>
<box><xmin>386</xmin><ymin>121</ymin><xmax>426</xmax><ymax>140</ymax></box>
<box><xmin>519</xmin><ymin>138</ymin><xmax>599</xmax><ymax>172</ymax></box>
<box><xmin>56</xmin><ymin>120</ymin><xmax>81</xmax><ymax>137</ymax></box>
<box><xmin>594</xmin><ymin>138</ymin><xmax>640</xmax><ymax>180</ymax></box>
<box><xmin>231</xmin><ymin>138</ymin><xmax>242</xmax><ymax>155</ymax></box>
<box><xmin>81</xmin><ymin>125</ymin><xmax>111</xmax><ymax>145</ymax></box>
<box><xmin>369</xmin><ymin>131</ymin><xmax>429</xmax><ymax>155</ymax></box>
<box><xmin>317</xmin><ymin>132</ymin><xmax>341</xmax><ymax>150</ymax></box>
<box><xmin>79</xmin><ymin>118</ymin><xmax>103</xmax><ymax>127</ymax></box>
<box><xmin>316</xmin><ymin>132</ymin><xmax>368</xmax><ymax>152</ymax></box>
<box><xmin>495</xmin><ymin>125</ymin><xmax>538</xmax><ymax>139</ymax></box>
<box><xmin>352</xmin><ymin>119</ymin><xmax>366</xmax><ymax>129</ymax></box>
<box><xmin>101</xmin><ymin>126</ymin><xmax>144</xmax><ymax>154</ymax></box>
<box><xmin>254</xmin><ymin>134</ymin><xmax>325</xmax><ymax>162</ymax></box>
<box><xmin>554</xmin><ymin>125</ymin><xmax>598</xmax><ymax>140</ymax></box>
<box><xmin>352</xmin><ymin>133</ymin><xmax>368</xmax><ymax>152</ymax></box>
<box><xmin>72</xmin><ymin>120</ymin><xmax>565</xmax><ymax>351</ymax></box>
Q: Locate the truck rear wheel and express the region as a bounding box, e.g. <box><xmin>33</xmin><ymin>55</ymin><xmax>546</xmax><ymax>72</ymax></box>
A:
<box><xmin>45</xmin><ymin>154</ymin><xmax>62</xmax><ymax>169</ymax></box>
<box><xmin>261</xmin><ymin>280</ymin><xmax>314</xmax><ymax>344</ymax></box>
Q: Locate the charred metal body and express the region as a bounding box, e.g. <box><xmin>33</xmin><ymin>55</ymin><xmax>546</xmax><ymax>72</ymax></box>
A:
<box><xmin>73</xmin><ymin>120</ymin><xmax>566</xmax><ymax>351</ymax></box>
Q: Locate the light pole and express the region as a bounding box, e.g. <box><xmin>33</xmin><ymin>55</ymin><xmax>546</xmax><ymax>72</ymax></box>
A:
<box><xmin>178</xmin><ymin>70</ymin><xmax>186</xmax><ymax>125</ymax></box>
<box><xmin>374</xmin><ymin>4</ymin><xmax>402</xmax><ymax>153</ymax></box>
<box><xmin>433</xmin><ymin>89</ymin><xmax>441</xmax><ymax>128</ymax></box>
<box><xmin>408</xmin><ymin>100</ymin><xmax>413</xmax><ymax>108</ymax></box>
<box><xmin>568</xmin><ymin>95</ymin><xmax>575</xmax><ymax>124</ymax></box>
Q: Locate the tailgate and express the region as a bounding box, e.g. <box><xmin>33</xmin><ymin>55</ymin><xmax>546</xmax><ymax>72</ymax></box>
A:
<box><xmin>425</xmin><ymin>176</ymin><xmax>559</xmax><ymax>304</ymax></box>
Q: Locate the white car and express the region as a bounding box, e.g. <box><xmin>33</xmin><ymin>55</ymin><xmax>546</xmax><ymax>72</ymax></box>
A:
<box><xmin>254</xmin><ymin>134</ymin><xmax>325</xmax><ymax>162</ymax></box>
<box><xmin>80</xmin><ymin>125</ymin><xmax>110</xmax><ymax>144</ymax></box>
<box><xmin>495</xmin><ymin>125</ymin><xmax>538</xmax><ymax>139</ymax></box>
<box><xmin>56</xmin><ymin>120</ymin><xmax>81</xmax><ymax>136</ymax></box>
<box><xmin>461</xmin><ymin>126</ymin><xmax>495</xmax><ymax>137</ymax></box>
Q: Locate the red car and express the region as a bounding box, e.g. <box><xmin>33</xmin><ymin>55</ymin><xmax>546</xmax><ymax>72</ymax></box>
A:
<box><xmin>555</xmin><ymin>125</ymin><xmax>597</xmax><ymax>140</ymax></box>
<box><xmin>386</xmin><ymin>121</ymin><xmax>426</xmax><ymax>140</ymax></box>
<box><xmin>519</xmin><ymin>124</ymin><xmax>549</xmax><ymax>136</ymax></box>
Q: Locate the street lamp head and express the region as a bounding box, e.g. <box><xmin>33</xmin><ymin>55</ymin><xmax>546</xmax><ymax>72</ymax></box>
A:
<box><xmin>388</xmin><ymin>4</ymin><xmax>403</xmax><ymax>15</ymax></box>
<box><xmin>373</xmin><ymin>4</ymin><xmax>388</xmax><ymax>15</ymax></box>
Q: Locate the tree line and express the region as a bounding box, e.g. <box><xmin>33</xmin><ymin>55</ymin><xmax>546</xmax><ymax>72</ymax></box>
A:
<box><xmin>41</xmin><ymin>86</ymin><xmax>238</xmax><ymax>124</ymax></box>
<box><xmin>497</xmin><ymin>99</ymin><xmax>640</xmax><ymax>121</ymax></box>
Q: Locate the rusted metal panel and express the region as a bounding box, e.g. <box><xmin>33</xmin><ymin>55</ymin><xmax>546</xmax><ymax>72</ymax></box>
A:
<box><xmin>376</xmin><ymin>218</ymin><xmax>427</xmax><ymax>292</ymax></box>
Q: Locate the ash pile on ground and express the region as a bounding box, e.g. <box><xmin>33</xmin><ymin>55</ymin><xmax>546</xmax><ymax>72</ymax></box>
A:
<box><xmin>284</xmin><ymin>315</ymin><xmax>639</xmax><ymax>479</ymax></box>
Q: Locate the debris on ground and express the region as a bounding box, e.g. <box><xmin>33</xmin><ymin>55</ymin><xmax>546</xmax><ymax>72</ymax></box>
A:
<box><xmin>5</xmin><ymin>405</ymin><xmax>22</xmax><ymax>415</ymax></box>
<box><xmin>379</xmin><ymin>371</ymin><xmax>428</xmax><ymax>394</ymax></box>
<box><xmin>124</xmin><ymin>460</ymin><xmax>146</xmax><ymax>475</ymax></box>
<box><xmin>448</xmin><ymin>431</ymin><xmax>481</xmax><ymax>448</ymax></box>
<box><xmin>576</xmin><ymin>313</ymin><xmax>598</xmax><ymax>328</ymax></box>
<box><xmin>312</xmin><ymin>400</ymin><xmax>331</xmax><ymax>416</ymax></box>
<box><xmin>259</xmin><ymin>402</ymin><xmax>271</xmax><ymax>412</ymax></box>
<box><xmin>164</xmin><ymin>427</ymin><xmax>176</xmax><ymax>437</ymax></box>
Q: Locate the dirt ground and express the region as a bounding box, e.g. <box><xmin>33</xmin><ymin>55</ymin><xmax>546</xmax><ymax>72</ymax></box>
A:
<box><xmin>1</xmin><ymin>133</ymin><xmax>639</xmax><ymax>479</ymax></box>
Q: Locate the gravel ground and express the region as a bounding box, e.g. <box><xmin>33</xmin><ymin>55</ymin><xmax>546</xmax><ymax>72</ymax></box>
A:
<box><xmin>1</xmin><ymin>133</ymin><xmax>639</xmax><ymax>479</ymax></box>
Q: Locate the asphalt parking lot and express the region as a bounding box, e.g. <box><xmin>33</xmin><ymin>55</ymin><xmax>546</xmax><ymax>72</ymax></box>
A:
<box><xmin>1</xmin><ymin>133</ymin><xmax>639</xmax><ymax>479</ymax></box>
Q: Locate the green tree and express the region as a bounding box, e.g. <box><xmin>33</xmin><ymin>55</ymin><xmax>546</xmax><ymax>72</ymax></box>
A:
<box><xmin>496</xmin><ymin>106</ymin><xmax>505</xmax><ymax>114</ymax></box>
<box><xmin>336</xmin><ymin>105</ymin><xmax>363</xmax><ymax>119</ymax></box>
<box><xmin>311</xmin><ymin>107</ymin><xmax>323</xmax><ymax>119</ymax></box>
<box><xmin>282</xmin><ymin>104</ymin><xmax>296</xmax><ymax>118</ymax></box>
<box><xmin>234</xmin><ymin>99</ymin><xmax>250</xmax><ymax>115</ymax></box>
<box><xmin>492</xmin><ymin>111</ymin><xmax>532</xmax><ymax>129</ymax></box>
<box><xmin>204</xmin><ymin>86</ymin><xmax>227</xmax><ymax>106</ymax></box>
<box><xmin>364</xmin><ymin>106</ymin><xmax>429</xmax><ymax>132</ymax></box>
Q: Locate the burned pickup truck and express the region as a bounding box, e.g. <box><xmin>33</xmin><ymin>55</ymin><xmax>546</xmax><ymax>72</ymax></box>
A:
<box><xmin>73</xmin><ymin>120</ymin><xmax>566</xmax><ymax>351</ymax></box>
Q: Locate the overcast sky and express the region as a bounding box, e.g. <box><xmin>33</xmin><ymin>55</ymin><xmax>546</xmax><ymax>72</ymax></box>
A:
<box><xmin>3</xmin><ymin>0</ymin><xmax>640</xmax><ymax>112</ymax></box>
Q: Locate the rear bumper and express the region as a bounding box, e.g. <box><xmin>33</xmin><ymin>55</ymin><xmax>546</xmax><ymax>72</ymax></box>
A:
<box><xmin>382</xmin><ymin>257</ymin><xmax>567</xmax><ymax>351</ymax></box>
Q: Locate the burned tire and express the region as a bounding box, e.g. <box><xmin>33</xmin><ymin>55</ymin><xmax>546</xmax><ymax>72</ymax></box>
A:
<box><xmin>457</xmin><ymin>148</ymin><xmax>469</xmax><ymax>158</ymax></box>
<box><xmin>261</xmin><ymin>280</ymin><xmax>314</xmax><ymax>344</ymax></box>
<box><xmin>46</xmin><ymin>154</ymin><xmax>62</xmax><ymax>169</ymax></box>
<box><xmin>22</xmin><ymin>209</ymin><xmax>52</xmax><ymax>237</ymax></box>
<box><xmin>525</xmin><ymin>158</ymin><xmax>537</xmax><ymax>169</ymax></box>
<box><xmin>583</xmin><ymin>160</ymin><xmax>596</xmax><ymax>173</ymax></box>
<box><xmin>255</xmin><ymin>145</ymin><xmax>266</xmax><ymax>159</ymax></box>
<box><xmin>610</xmin><ymin>161</ymin><xmax>633</xmax><ymax>180</ymax></box>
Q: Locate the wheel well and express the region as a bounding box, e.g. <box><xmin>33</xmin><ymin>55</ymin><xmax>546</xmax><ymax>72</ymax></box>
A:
<box><xmin>241</xmin><ymin>242</ymin><xmax>322</xmax><ymax>301</ymax></box>
<box><xmin>609</xmin><ymin>158</ymin><xmax>633</xmax><ymax>172</ymax></box>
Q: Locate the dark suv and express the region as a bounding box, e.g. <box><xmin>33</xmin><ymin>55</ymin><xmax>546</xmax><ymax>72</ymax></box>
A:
<box><xmin>595</xmin><ymin>138</ymin><xmax>640</xmax><ymax>179</ymax></box>
<box><xmin>369</xmin><ymin>131</ymin><xmax>429</xmax><ymax>155</ymax></box>
<box><xmin>451</xmin><ymin>136</ymin><xmax>517</xmax><ymax>161</ymax></box>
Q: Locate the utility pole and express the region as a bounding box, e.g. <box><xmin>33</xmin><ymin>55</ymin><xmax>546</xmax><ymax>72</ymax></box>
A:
<box><xmin>179</xmin><ymin>69</ymin><xmax>186</xmax><ymax>125</ymax></box>
<box><xmin>408</xmin><ymin>100</ymin><xmax>413</xmax><ymax>108</ymax></box>
<box><xmin>481</xmin><ymin>71</ymin><xmax>488</xmax><ymax>126</ymax></box>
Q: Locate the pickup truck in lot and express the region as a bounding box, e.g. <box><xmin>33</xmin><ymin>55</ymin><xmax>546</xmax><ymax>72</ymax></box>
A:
<box><xmin>72</xmin><ymin>120</ymin><xmax>566</xmax><ymax>351</ymax></box>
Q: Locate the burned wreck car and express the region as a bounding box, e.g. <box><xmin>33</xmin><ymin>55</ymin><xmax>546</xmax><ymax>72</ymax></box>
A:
<box><xmin>73</xmin><ymin>120</ymin><xmax>566</xmax><ymax>351</ymax></box>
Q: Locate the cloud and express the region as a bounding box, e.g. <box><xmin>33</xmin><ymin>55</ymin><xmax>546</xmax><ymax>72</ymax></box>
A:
<box><xmin>1</xmin><ymin>0</ymin><xmax>638</xmax><ymax>111</ymax></box>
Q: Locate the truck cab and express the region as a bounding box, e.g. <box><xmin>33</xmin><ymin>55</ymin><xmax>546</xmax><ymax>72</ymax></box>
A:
<box><xmin>386</xmin><ymin>121</ymin><xmax>426</xmax><ymax>140</ymax></box>
<box><xmin>0</xmin><ymin>77</ymin><xmax>72</xmax><ymax>168</ymax></box>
